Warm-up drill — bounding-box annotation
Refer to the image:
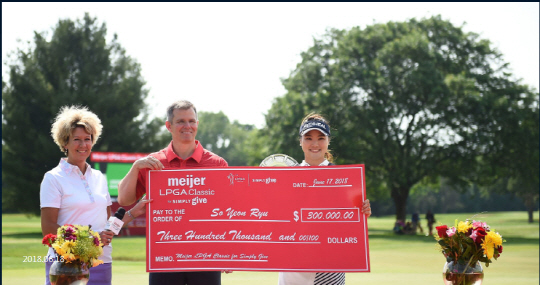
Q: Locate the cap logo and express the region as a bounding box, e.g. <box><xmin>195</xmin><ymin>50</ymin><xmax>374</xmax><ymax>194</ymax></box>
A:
<box><xmin>299</xmin><ymin>119</ymin><xmax>330</xmax><ymax>136</ymax></box>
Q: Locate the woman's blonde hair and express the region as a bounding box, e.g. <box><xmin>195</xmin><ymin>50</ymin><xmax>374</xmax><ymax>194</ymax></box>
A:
<box><xmin>51</xmin><ymin>105</ymin><xmax>103</xmax><ymax>153</ymax></box>
<box><xmin>300</xmin><ymin>113</ymin><xmax>334</xmax><ymax>163</ymax></box>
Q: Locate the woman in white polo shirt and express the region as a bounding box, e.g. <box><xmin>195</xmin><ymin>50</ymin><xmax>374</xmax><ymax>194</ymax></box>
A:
<box><xmin>278</xmin><ymin>113</ymin><xmax>372</xmax><ymax>285</ymax></box>
<box><xmin>40</xmin><ymin>105</ymin><xmax>148</xmax><ymax>285</ymax></box>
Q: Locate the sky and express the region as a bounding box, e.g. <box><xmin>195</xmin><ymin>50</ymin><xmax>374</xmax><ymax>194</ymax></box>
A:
<box><xmin>3</xmin><ymin>2</ymin><xmax>539</xmax><ymax>128</ymax></box>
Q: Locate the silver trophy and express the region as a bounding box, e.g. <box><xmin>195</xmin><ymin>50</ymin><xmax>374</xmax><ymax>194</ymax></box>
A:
<box><xmin>259</xmin><ymin>154</ymin><xmax>299</xmax><ymax>167</ymax></box>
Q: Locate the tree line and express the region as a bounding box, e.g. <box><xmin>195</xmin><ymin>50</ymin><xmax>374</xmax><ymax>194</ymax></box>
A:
<box><xmin>3</xmin><ymin>14</ymin><xmax>538</xmax><ymax>222</ymax></box>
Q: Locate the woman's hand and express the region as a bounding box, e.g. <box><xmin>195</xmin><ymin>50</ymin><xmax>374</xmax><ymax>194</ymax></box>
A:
<box><xmin>130</xmin><ymin>198</ymin><xmax>153</xmax><ymax>218</ymax></box>
<box><xmin>100</xmin><ymin>230</ymin><xmax>114</xmax><ymax>246</ymax></box>
<box><xmin>362</xmin><ymin>199</ymin><xmax>372</xmax><ymax>218</ymax></box>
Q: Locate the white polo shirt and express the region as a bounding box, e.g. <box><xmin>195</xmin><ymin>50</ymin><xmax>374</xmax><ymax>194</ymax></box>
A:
<box><xmin>40</xmin><ymin>158</ymin><xmax>113</xmax><ymax>263</ymax></box>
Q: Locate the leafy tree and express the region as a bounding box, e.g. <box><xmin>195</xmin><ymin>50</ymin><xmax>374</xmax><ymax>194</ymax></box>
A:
<box><xmin>405</xmin><ymin>177</ymin><xmax>528</xmax><ymax>217</ymax></box>
<box><xmin>264</xmin><ymin>15</ymin><xmax>539</xmax><ymax>221</ymax></box>
<box><xmin>197</xmin><ymin>111</ymin><xmax>257</xmax><ymax>166</ymax></box>
<box><xmin>476</xmin><ymin>90</ymin><xmax>539</xmax><ymax>222</ymax></box>
<box><xmin>197</xmin><ymin>111</ymin><xmax>231</xmax><ymax>154</ymax></box>
<box><xmin>2</xmin><ymin>13</ymin><xmax>166</xmax><ymax>215</ymax></box>
<box><xmin>244</xmin><ymin>128</ymin><xmax>273</xmax><ymax>166</ymax></box>
<box><xmin>226</xmin><ymin>121</ymin><xmax>259</xmax><ymax>166</ymax></box>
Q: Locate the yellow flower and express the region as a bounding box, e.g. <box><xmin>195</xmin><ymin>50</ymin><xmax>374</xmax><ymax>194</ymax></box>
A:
<box><xmin>457</xmin><ymin>220</ymin><xmax>471</xmax><ymax>233</ymax></box>
<box><xmin>78</xmin><ymin>225</ymin><xmax>90</xmax><ymax>232</ymax></box>
<box><xmin>482</xmin><ymin>243</ymin><xmax>495</xmax><ymax>259</ymax></box>
<box><xmin>61</xmin><ymin>240</ymin><xmax>76</xmax><ymax>253</ymax></box>
<box><xmin>482</xmin><ymin>231</ymin><xmax>503</xmax><ymax>259</ymax></box>
<box><xmin>52</xmin><ymin>243</ymin><xmax>64</xmax><ymax>256</ymax></box>
<box><xmin>491</xmin><ymin>231</ymin><xmax>503</xmax><ymax>247</ymax></box>
<box><xmin>63</xmin><ymin>252</ymin><xmax>76</xmax><ymax>262</ymax></box>
<box><xmin>92</xmin><ymin>259</ymin><xmax>104</xmax><ymax>267</ymax></box>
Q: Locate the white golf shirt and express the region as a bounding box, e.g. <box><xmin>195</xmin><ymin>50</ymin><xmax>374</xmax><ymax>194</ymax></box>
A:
<box><xmin>40</xmin><ymin>158</ymin><xmax>113</xmax><ymax>262</ymax></box>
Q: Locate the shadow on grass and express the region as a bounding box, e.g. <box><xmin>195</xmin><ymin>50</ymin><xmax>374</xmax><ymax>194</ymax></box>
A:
<box><xmin>2</xmin><ymin>232</ymin><xmax>43</xmax><ymax>239</ymax></box>
<box><xmin>369</xmin><ymin>230</ymin><xmax>539</xmax><ymax>245</ymax></box>
<box><xmin>114</xmin><ymin>256</ymin><xmax>146</xmax><ymax>262</ymax></box>
<box><xmin>369</xmin><ymin>232</ymin><xmax>437</xmax><ymax>243</ymax></box>
<box><xmin>500</xmin><ymin>236</ymin><xmax>540</xmax><ymax>245</ymax></box>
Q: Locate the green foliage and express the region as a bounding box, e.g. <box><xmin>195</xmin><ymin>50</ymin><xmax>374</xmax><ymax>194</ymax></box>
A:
<box><xmin>2</xmin><ymin>13</ymin><xmax>167</xmax><ymax>215</ymax></box>
<box><xmin>474</xmin><ymin>87</ymin><xmax>539</xmax><ymax>222</ymax></box>
<box><xmin>402</xmin><ymin>178</ymin><xmax>530</xmax><ymax>217</ymax></box>
<box><xmin>243</xmin><ymin>128</ymin><xmax>271</xmax><ymax>166</ymax></box>
<box><xmin>264</xmin><ymin>15</ymin><xmax>539</xmax><ymax>221</ymax></box>
<box><xmin>197</xmin><ymin>111</ymin><xmax>258</xmax><ymax>166</ymax></box>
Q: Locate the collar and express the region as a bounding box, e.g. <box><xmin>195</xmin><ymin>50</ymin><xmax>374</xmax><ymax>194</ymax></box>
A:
<box><xmin>300</xmin><ymin>159</ymin><xmax>330</xmax><ymax>166</ymax></box>
<box><xmin>59</xmin><ymin>158</ymin><xmax>90</xmax><ymax>175</ymax></box>
<box><xmin>164</xmin><ymin>140</ymin><xmax>203</xmax><ymax>163</ymax></box>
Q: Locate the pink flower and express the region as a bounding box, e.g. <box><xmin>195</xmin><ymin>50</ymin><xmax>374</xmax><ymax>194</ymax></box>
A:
<box><xmin>472</xmin><ymin>220</ymin><xmax>488</xmax><ymax>229</ymax></box>
<box><xmin>446</xmin><ymin>227</ymin><xmax>457</xmax><ymax>237</ymax></box>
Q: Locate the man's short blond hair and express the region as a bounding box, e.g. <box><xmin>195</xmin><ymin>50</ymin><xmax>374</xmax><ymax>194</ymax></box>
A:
<box><xmin>51</xmin><ymin>105</ymin><xmax>103</xmax><ymax>152</ymax></box>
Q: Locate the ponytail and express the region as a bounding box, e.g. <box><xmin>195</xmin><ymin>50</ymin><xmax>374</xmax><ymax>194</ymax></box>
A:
<box><xmin>325</xmin><ymin>150</ymin><xmax>334</xmax><ymax>163</ymax></box>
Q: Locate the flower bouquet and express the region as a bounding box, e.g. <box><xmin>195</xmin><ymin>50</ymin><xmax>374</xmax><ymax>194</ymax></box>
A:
<box><xmin>435</xmin><ymin>219</ymin><xmax>505</xmax><ymax>285</ymax></box>
<box><xmin>43</xmin><ymin>224</ymin><xmax>104</xmax><ymax>285</ymax></box>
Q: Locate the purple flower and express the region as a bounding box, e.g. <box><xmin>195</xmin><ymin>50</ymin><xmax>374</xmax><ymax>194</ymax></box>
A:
<box><xmin>64</xmin><ymin>227</ymin><xmax>75</xmax><ymax>235</ymax></box>
<box><xmin>65</xmin><ymin>234</ymin><xmax>77</xmax><ymax>242</ymax></box>
<box><xmin>93</xmin><ymin>236</ymin><xmax>100</xmax><ymax>246</ymax></box>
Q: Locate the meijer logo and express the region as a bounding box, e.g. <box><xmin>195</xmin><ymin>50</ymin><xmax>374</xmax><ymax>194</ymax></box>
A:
<box><xmin>168</xmin><ymin>174</ymin><xmax>206</xmax><ymax>188</ymax></box>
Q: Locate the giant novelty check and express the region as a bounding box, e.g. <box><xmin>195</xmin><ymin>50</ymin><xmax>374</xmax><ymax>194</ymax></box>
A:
<box><xmin>146</xmin><ymin>165</ymin><xmax>370</xmax><ymax>272</ymax></box>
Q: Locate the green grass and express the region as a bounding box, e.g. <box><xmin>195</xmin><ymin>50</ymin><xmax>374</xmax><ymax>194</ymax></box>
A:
<box><xmin>3</xmin><ymin>211</ymin><xmax>538</xmax><ymax>284</ymax></box>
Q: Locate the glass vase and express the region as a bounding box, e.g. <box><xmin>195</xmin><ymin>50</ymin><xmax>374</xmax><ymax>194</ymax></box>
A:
<box><xmin>442</xmin><ymin>261</ymin><xmax>484</xmax><ymax>285</ymax></box>
<box><xmin>49</xmin><ymin>261</ymin><xmax>90</xmax><ymax>285</ymax></box>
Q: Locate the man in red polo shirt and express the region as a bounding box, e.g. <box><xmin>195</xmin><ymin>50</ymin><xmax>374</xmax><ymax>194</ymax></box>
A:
<box><xmin>118</xmin><ymin>100</ymin><xmax>228</xmax><ymax>285</ymax></box>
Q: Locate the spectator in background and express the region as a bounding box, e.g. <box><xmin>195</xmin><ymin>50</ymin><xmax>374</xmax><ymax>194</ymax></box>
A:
<box><xmin>393</xmin><ymin>220</ymin><xmax>405</xmax><ymax>235</ymax></box>
<box><xmin>426</xmin><ymin>210</ymin><xmax>436</xmax><ymax>236</ymax></box>
<box><xmin>411</xmin><ymin>212</ymin><xmax>423</xmax><ymax>234</ymax></box>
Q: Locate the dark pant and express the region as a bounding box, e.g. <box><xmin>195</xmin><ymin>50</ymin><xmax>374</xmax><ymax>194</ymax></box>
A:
<box><xmin>149</xmin><ymin>271</ymin><xmax>221</xmax><ymax>285</ymax></box>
